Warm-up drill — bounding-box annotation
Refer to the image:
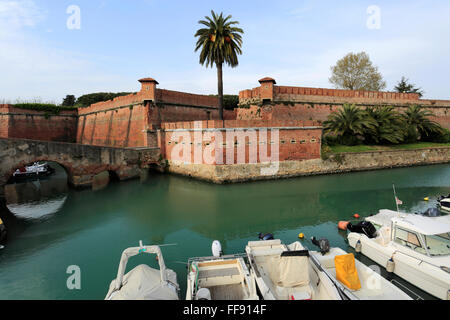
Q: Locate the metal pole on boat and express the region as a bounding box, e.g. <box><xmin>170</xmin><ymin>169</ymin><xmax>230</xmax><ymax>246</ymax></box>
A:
<box><xmin>393</xmin><ymin>184</ymin><xmax>399</xmax><ymax>213</ymax></box>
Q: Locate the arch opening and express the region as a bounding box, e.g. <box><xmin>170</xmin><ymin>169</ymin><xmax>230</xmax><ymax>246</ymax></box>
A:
<box><xmin>2</xmin><ymin>160</ymin><xmax>69</xmax><ymax>221</ymax></box>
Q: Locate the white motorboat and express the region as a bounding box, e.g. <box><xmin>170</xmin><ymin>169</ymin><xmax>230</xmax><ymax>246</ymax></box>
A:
<box><xmin>12</xmin><ymin>162</ymin><xmax>54</xmax><ymax>180</ymax></box>
<box><xmin>438</xmin><ymin>194</ymin><xmax>450</xmax><ymax>213</ymax></box>
<box><xmin>347</xmin><ymin>209</ymin><xmax>450</xmax><ymax>300</ymax></box>
<box><xmin>186</xmin><ymin>253</ymin><xmax>259</xmax><ymax>300</ymax></box>
<box><xmin>309</xmin><ymin>246</ymin><xmax>412</xmax><ymax>300</ymax></box>
<box><xmin>105</xmin><ymin>241</ymin><xmax>180</xmax><ymax>300</ymax></box>
<box><xmin>245</xmin><ymin>239</ymin><xmax>342</xmax><ymax>300</ymax></box>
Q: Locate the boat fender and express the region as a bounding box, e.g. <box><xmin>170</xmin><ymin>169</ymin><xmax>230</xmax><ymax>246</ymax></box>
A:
<box><xmin>386</xmin><ymin>258</ymin><xmax>395</xmax><ymax>273</ymax></box>
<box><xmin>258</xmin><ymin>233</ymin><xmax>274</xmax><ymax>241</ymax></box>
<box><xmin>0</xmin><ymin>218</ymin><xmax>6</xmax><ymax>243</ymax></box>
<box><xmin>196</xmin><ymin>288</ymin><xmax>211</xmax><ymax>300</ymax></box>
<box><xmin>212</xmin><ymin>240</ymin><xmax>223</xmax><ymax>257</ymax></box>
<box><xmin>355</xmin><ymin>240</ymin><xmax>362</xmax><ymax>253</ymax></box>
<box><xmin>338</xmin><ymin>221</ymin><xmax>350</xmax><ymax>231</ymax></box>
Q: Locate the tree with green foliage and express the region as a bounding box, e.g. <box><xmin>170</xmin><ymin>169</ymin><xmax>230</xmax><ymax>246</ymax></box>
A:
<box><xmin>394</xmin><ymin>76</ymin><xmax>424</xmax><ymax>97</ymax></box>
<box><xmin>323</xmin><ymin>104</ymin><xmax>377</xmax><ymax>145</ymax></box>
<box><xmin>209</xmin><ymin>94</ymin><xmax>239</xmax><ymax>109</ymax></box>
<box><xmin>364</xmin><ymin>106</ymin><xmax>406</xmax><ymax>144</ymax></box>
<box><xmin>195</xmin><ymin>10</ymin><xmax>244</xmax><ymax>120</ymax></box>
<box><xmin>329</xmin><ymin>52</ymin><xmax>386</xmax><ymax>91</ymax></box>
<box><xmin>402</xmin><ymin>105</ymin><xmax>444</xmax><ymax>142</ymax></box>
<box><xmin>62</xmin><ymin>95</ymin><xmax>76</xmax><ymax>106</ymax></box>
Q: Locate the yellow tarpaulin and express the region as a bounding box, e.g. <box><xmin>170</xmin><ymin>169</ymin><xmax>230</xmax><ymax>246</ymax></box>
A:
<box><xmin>334</xmin><ymin>253</ymin><xmax>361</xmax><ymax>290</ymax></box>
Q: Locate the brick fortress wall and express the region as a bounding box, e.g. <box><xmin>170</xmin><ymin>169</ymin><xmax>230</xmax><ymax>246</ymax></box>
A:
<box><xmin>237</xmin><ymin>78</ymin><xmax>450</xmax><ymax>129</ymax></box>
<box><xmin>0</xmin><ymin>105</ymin><xmax>78</xmax><ymax>142</ymax></box>
<box><xmin>76</xmin><ymin>78</ymin><xmax>220</xmax><ymax>148</ymax></box>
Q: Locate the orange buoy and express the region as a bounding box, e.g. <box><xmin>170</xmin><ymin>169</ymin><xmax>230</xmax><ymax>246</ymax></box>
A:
<box><xmin>353</xmin><ymin>213</ymin><xmax>360</xmax><ymax>219</ymax></box>
<box><xmin>338</xmin><ymin>221</ymin><xmax>350</xmax><ymax>231</ymax></box>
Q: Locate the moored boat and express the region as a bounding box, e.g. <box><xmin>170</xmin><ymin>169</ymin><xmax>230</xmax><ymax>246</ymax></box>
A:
<box><xmin>186</xmin><ymin>251</ymin><xmax>259</xmax><ymax>300</ymax></box>
<box><xmin>347</xmin><ymin>209</ymin><xmax>450</xmax><ymax>300</ymax></box>
<box><xmin>438</xmin><ymin>194</ymin><xmax>450</xmax><ymax>213</ymax></box>
<box><xmin>245</xmin><ymin>239</ymin><xmax>342</xmax><ymax>300</ymax></box>
<box><xmin>12</xmin><ymin>162</ymin><xmax>55</xmax><ymax>182</ymax></box>
<box><xmin>309</xmin><ymin>244</ymin><xmax>412</xmax><ymax>300</ymax></box>
<box><xmin>105</xmin><ymin>241</ymin><xmax>180</xmax><ymax>300</ymax></box>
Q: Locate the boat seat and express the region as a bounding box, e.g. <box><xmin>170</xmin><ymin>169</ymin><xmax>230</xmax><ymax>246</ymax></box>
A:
<box><xmin>250</xmin><ymin>247</ymin><xmax>284</xmax><ymax>256</ymax></box>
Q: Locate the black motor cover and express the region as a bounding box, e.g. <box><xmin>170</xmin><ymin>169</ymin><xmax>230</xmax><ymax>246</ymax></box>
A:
<box><xmin>347</xmin><ymin>221</ymin><xmax>377</xmax><ymax>239</ymax></box>
<box><xmin>311</xmin><ymin>237</ymin><xmax>330</xmax><ymax>255</ymax></box>
<box><xmin>422</xmin><ymin>208</ymin><xmax>441</xmax><ymax>217</ymax></box>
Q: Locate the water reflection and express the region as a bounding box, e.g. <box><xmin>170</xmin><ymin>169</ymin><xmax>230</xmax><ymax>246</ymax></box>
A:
<box><xmin>4</xmin><ymin>162</ymin><xmax>68</xmax><ymax>221</ymax></box>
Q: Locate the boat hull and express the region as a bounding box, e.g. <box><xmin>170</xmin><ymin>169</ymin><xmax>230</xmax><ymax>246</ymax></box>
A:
<box><xmin>348</xmin><ymin>233</ymin><xmax>450</xmax><ymax>300</ymax></box>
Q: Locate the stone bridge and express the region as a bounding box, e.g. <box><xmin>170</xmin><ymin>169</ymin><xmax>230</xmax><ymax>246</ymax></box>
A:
<box><xmin>0</xmin><ymin>138</ymin><xmax>161</xmax><ymax>199</ymax></box>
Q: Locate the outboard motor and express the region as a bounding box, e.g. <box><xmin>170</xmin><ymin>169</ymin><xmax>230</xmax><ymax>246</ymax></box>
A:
<box><xmin>258</xmin><ymin>233</ymin><xmax>274</xmax><ymax>241</ymax></box>
<box><xmin>211</xmin><ymin>240</ymin><xmax>223</xmax><ymax>257</ymax></box>
<box><xmin>421</xmin><ymin>207</ymin><xmax>441</xmax><ymax>217</ymax></box>
<box><xmin>347</xmin><ymin>221</ymin><xmax>377</xmax><ymax>239</ymax></box>
<box><xmin>311</xmin><ymin>237</ymin><xmax>330</xmax><ymax>255</ymax></box>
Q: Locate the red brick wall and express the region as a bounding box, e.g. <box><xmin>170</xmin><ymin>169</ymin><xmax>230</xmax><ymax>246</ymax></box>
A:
<box><xmin>76</xmin><ymin>80</ymin><xmax>220</xmax><ymax>147</ymax></box>
<box><xmin>0</xmin><ymin>105</ymin><xmax>78</xmax><ymax>142</ymax></box>
<box><xmin>77</xmin><ymin>103</ymin><xmax>149</xmax><ymax>147</ymax></box>
<box><xmin>237</xmin><ymin>80</ymin><xmax>450</xmax><ymax>129</ymax></box>
<box><xmin>160</xmin><ymin>120</ymin><xmax>322</xmax><ymax>165</ymax></box>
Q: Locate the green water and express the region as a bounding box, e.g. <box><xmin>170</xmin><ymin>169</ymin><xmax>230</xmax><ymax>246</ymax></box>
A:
<box><xmin>0</xmin><ymin>164</ymin><xmax>449</xmax><ymax>300</ymax></box>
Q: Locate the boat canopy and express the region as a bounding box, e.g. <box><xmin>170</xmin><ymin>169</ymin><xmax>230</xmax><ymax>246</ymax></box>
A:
<box><xmin>393</xmin><ymin>215</ymin><xmax>450</xmax><ymax>236</ymax></box>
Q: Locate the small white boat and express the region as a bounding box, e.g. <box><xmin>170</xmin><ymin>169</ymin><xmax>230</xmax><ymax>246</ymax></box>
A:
<box><xmin>438</xmin><ymin>194</ymin><xmax>450</xmax><ymax>213</ymax></box>
<box><xmin>13</xmin><ymin>162</ymin><xmax>54</xmax><ymax>177</ymax></box>
<box><xmin>105</xmin><ymin>241</ymin><xmax>180</xmax><ymax>300</ymax></box>
<box><xmin>309</xmin><ymin>247</ymin><xmax>412</xmax><ymax>300</ymax></box>
<box><xmin>245</xmin><ymin>239</ymin><xmax>342</xmax><ymax>300</ymax></box>
<box><xmin>186</xmin><ymin>242</ymin><xmax>258</xmax><ymax>300</ymax></box>
<box><xmin>347</xmin><ymin>209</ymin><xmax>450</xmax><ymax>300</ymax></box>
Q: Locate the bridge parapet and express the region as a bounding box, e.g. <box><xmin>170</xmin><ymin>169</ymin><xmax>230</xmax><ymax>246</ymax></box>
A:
<box><xmin>0</xmin><ymin>138</ymin><xmax>161</xmax><ymax>198</ymax></box>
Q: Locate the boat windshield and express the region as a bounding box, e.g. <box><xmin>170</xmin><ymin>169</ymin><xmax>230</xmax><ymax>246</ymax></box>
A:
<box><xmin>423</xmin><ymin>233</ymin><xmax>450</xmax><ymax>256</ymax></box>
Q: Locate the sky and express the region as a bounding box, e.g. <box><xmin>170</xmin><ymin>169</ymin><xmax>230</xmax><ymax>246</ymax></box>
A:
<box><xmin>0</xmin><ymin>0</ymin><xmax>449</xmax><ymax>103</ymax></box>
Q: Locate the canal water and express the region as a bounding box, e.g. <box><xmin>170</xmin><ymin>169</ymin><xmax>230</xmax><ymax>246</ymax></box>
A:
<box><xmin>0</xmin><ymin>163</ymin><xmax>449</xmax><ymax>300</ymax></box>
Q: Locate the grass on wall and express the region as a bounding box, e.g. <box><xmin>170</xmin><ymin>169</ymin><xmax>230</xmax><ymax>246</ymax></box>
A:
<box><xmin>11</xmin><ymin>103</ymin><xmax>77</xmax><ymax>114</ymax></box>
<box><xmin>327</xmin><ymin>142</ymin><xmax>450</xmax><ymax>154</ymax></box>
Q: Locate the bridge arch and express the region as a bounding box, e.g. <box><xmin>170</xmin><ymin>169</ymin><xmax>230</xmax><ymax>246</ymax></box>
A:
<box><xmin>0</xmin><ymin>138</ymin><xmax>160</xmax><ymax>199</ymax></box>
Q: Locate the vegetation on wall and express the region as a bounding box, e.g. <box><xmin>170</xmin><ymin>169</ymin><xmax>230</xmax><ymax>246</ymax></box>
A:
<box><xmin>209</xmin><ymin>94</ymin><xmax>239</xmax><ymax>109</ymax></box>
<box><xmin>12</xmin><ymin>103</ymin><xmax>77</xmax><ymax>114</ymax></box>
<box><xmin>75</xmin><ymin>92</ymin><xmax>133</xmax><ymax>108</ymax></box>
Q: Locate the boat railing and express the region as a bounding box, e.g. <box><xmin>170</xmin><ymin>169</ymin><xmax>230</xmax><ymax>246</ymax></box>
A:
<box><xmin>188</xmin><ymin>252</ymin><xmax>248</xmax><ymax>265</ymax></box>
<box><xmin>389</xmin><ymin>279</ymin><xmax>424</xmax><ymax>300</ymax></box>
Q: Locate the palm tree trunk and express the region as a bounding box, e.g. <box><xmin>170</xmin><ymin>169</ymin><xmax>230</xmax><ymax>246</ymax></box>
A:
<box><xmin>217</xmin><ymin>62</ymin><xmax>224</xmax><ymax>120</ymax></box>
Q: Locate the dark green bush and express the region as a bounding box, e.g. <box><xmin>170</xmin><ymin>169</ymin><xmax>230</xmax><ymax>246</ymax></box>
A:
<box><xmin>12</xmin><ymin>103</ymin><xmax>76</xmax><ymax>114</ymax></box>
<box><xmin>75</xmin><ymin>92</ymin><xmax>133</xmax><ymax>108</ymax></box>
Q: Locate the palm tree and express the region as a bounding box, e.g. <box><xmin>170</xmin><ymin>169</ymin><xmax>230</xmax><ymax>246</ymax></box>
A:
<box><xmin>365</xmin><ymin>106</ymin><xmax>406</xmax><ymax>144</ymax></box>
<box><xmin>402</xmin><ymin>105</ymin><xmax>444</xmax><ymax>142</ymax></box>
<box><xmin>195</xmin><ymin>10</ymin><xmax>244</xmax><ymax>120</ymax></box>
<box><xmin>323</xmin><ymin>104</ymin><xmax>377</xmax><ymax>145</ymax></box>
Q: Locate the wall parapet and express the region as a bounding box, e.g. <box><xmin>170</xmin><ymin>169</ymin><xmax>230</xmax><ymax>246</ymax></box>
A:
<box><xmin>238</xmin><ymin>77</ymin><xmax>450</xmax><ymax>107</ymax></box>
<box><xmin>159</xmin><ymin>119</ymin><xmax>322</xmax><ymax>130</ymax></box>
